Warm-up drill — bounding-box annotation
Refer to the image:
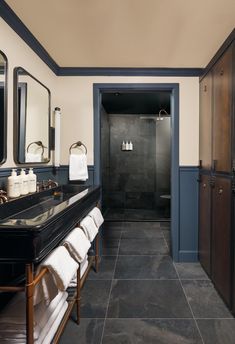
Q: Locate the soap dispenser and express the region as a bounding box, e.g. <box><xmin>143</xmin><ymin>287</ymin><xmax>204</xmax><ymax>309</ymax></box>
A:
<box><xmin>28</xmin><ymin>168</ymin><xmax>37</xmax><ymax>193</ymax></box>
<box><xmin>7</xmin><ymin>169</ymin><xmax>20</xmax><ymax>198</ymax></box>
<box><xmin>19</xmin><ymin>169</ymin><xmax>29</xmax><ymax>195</ymax></box>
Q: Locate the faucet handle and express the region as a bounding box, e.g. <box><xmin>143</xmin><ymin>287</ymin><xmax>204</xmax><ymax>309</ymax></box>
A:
<box><xmin>0</xmin><ymin>190</ymin><xmax>7</xmax><ymax>195</ymax></box>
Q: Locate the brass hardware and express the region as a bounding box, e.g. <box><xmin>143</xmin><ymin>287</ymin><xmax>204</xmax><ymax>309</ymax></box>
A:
<box><xmin>220</xmin><ymin>69</ymin><xmax>224</xmax><ymax>76</ymax></box>
<box><xmin>218</xmin><ymin>188</ymin><xmax>223</xmax><ymax>194</ymax></box>
<box><xmin>203</xmin><ymin>183</ymin><xmax>207</xmax><ymax>188</ymax></box>
<box><xmin>204</xmin><ymin>85</ymin><xmax>207</xmax><ymax>92</ymax></box>
<box><xmin>0</xmin><ymin>190</ymin><xmax>8</xmax><ymax>203</ymax></box>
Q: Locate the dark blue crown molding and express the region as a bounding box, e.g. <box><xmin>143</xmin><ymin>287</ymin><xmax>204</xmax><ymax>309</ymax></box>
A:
<box><xmin>57</xmin><ymin>67</ymin><xmax>204</xmax><ymax>77</ymax></box>
<box><xmin>0</xmin><ymin>1</ymin><xmax>59</xmax><ymax>74</ymax></box>
<box><xmin>0</xmin><ymin>1</ymin><xmax>204</xmax><ymax>77</ymax></box>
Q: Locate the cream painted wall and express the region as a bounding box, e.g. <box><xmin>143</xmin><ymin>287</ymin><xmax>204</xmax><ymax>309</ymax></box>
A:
<box><xmin>0</xmin><ymin>17</ymin><xmax>199</xmax><ymax>169</ymax></box>
<box><xmin>0</xmin><ymin>18</ymin><xmax>57</xmax><ymax>167</ymax></box>
<box><xmin>54</xmin><ymin>76</ymin><xmax>199</xmax><ymax>166</ymax></box>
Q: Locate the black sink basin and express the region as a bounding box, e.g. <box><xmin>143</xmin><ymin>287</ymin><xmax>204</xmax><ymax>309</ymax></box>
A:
<box><xmin>0</xmin><ymin>184</ymin><xmax>101</xmax><ymax>263</ymax></box>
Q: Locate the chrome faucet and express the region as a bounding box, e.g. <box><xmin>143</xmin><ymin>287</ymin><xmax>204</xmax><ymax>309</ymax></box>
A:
<box><xmin>0</xmin><ymin>190</ymin><xmax>8</xmax><ymax>203</ymax></box>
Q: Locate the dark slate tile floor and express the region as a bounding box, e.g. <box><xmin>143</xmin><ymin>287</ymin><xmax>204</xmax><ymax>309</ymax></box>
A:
<box><xmin>104</xmin><ymin>208</ymin><xmax>169</xmax><ymax>221</ymax></box>
<box><xmin>60</xmin><ymin>220</ymin><xmax>234</xmax><ymax>344</ymax></box>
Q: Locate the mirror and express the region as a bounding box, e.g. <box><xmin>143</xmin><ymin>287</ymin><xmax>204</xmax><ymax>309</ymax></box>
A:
<box><xmin>0</xmin><ymin>51</ymin><xmax>7</xmax><ymax>164</ymax></box>
<box><xmin>14</xmin><ymin>67</ymin><xmax>51</xmax><ymax>164</ymax></box>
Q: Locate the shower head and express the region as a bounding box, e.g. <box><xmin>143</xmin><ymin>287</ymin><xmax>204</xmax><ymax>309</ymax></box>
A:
<box><xmin>140</xmin><ymin>109</ymin><xmax>169</xmax><ymax>121</ymax></box>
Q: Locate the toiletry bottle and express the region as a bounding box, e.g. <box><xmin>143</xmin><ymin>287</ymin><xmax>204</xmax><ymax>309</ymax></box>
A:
<box><xmin>28</xmin><ymin>168</ymin><xmax>37</xmax><ymax>193</ymax></box>
<box><xmin>122</xmin><ymin>141</ymin><xmax>125</xmax><ymax>151</ymax></box>
<box><xmin>126</xmin><ymin>141</ymin><xmax>131</xmax><ymax>150</ymax></box>
<box><xmin>130</xmin><ymin>141</ymin><xmax>133</xmax><ymax>151</ymax></box>
<box><xmin>19</xmin><ymin>169</ymin><xmax>29</xmax><ymax>195</ymax></box>
<box><xmin>7</xmin><ymin>169</ymin><xmax>20</xmax><ymax>198</ymax></box>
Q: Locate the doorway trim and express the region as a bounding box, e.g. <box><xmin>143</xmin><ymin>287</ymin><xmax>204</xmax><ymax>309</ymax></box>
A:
<box><xmin>93</xmin><ymin>83</ymin><xmax>179</xmax><ymax>261</ymax></box>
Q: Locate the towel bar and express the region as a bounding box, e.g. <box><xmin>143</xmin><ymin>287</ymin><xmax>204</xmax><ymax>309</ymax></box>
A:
<box><xmin>69</xmin><ymin>141</ymin><xmax>87</xmax><ymax>155</ymax></box>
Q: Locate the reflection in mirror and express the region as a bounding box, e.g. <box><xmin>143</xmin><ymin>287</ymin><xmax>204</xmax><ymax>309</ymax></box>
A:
<box><xmin>14</xmin><ymin>67</ymin><xmax>51</xmax><ymax>164</ymax></box>
<box><xmin>0</xmin><ymin>51</ymin><xmax>7</xmax><ymax>164</ymax></box>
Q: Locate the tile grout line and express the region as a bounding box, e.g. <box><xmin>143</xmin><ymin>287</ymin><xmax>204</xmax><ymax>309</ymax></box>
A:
<box><xmin>100</xmin><ymin>222</ymin><xmax>123</xmax><ymax>344</ymax></box>
<box><xmin>173</xmin><ymin>261</ymin><xmax>205</xmax><ymax>344</ymax></box>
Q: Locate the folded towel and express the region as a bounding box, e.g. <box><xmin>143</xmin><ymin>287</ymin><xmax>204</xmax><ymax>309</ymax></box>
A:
<box><xmin>63</xmin><ymin>228</ymin><xmax>91</xmax><ymax>263</ymax></box>
<box><xmin>80</xmin><ymin>216</ymin><xmax>98</xmax><ymax>242</ymax></box>
<box><xmin>88</xmin><ymin>207</ymin><xmax>104</xmax><ymax>228</ymax></box>
<box><xmin>69</xmin><ymin>153</ymin><xmax>88</xmax><ymax>181</ymax></box>
<box><xmin>69</xmin><ymin>257</ymin><xmax>89</xmax><ymax>287</ymax></box>
<box><xmin>0</xmin><ymin>293</ymin><xmax>68</xmax><ymax>342</ymax></box>
<box><xmin>34</xmin><ymin>246</ymin><xmax>78</xmax><ymax>305</ymax></box>
<box><xmin>0</xmin><ymin>290</ymin><xmax>67</xmax><ymax>329</ymax></box>
<box><xmin>25</xmin><ymin>153</ymin><xmax>42</xmax><ymax>162</ymax></box>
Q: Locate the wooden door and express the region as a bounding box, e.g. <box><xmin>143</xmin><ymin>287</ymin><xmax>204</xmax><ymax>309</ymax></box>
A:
<box><xmin>212</xmin><ymin>46</ymin><xmax>233</xmax><ymax>173</ymax></box>
<box><xmin>199</xmin><ymin>174</ymin><xmax>211</xmax><ymax>275</ymax></box>
<box><xmin>211</xmin><ymin>176</ymin><xmax>232</xmax><ymax>306</ymax></box>
<box><xmin>199</xmin><ymin>73</ymin><xmax>212</xmax><ymax>170</ymax></box>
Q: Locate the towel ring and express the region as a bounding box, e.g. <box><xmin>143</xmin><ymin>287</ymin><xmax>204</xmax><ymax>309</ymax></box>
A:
<box><xmin>69</xmin><ymin>141</ymin><xmax>87</xmax><ymax>155</ymax></box>
<box><xmin>26</xmin><ymin>141</ymin><xmax>46</xmax><ymax>155</ymax></box>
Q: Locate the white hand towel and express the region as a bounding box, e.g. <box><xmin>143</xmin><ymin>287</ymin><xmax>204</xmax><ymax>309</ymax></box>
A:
<box><xmin>34</xmin><ymin>246</ymin><xmax>78</xmax><ymax>305</ymax></box>
<box><xmin>38</xmin><ymin>301</ymin><xmax>68</xmax><ymax>344</ymax></box>
<box><xmin>69</xmin><ymin>257</ymin><xmax>89</xmax><ymax>287</ymax></box>
<box><xmin>69</xmin><ymin>153</ymin><xmax>88</xmax><ymax>181</ymax></box>
<box><xmin>25</xmin><ymin>153</ymin><xmax>42</xmax><ymax>162</ymax></box>
<box><xmin>80</xmin><ymin>216</ymin><xmax>98</xmax><ymax>242</ymax></box>
<box><xmin>63</xmin><ymin>228</ymin><xmax>91</xmax><ymax>263</ymax></box>
<box><xmin>88</xmin><ymin>207</ymin><xmax>104</xmax><ymax>228</ymax></box>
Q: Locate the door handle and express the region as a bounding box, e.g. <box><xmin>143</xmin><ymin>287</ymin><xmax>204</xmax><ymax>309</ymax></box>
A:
<box><xmin>218</xmin><ymin>188</ymin><xmax>223</xmax><ymax>195</ymax></box>
<box><xmin>203</xmin><ymin>183</ymin><xmax>207</xmax><ymax>188</ymax></box>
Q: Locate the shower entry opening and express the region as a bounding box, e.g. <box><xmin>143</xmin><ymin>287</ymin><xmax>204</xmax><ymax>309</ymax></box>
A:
<box><xmin>100</xmin><ymin>90</ymin><xmax>171</xmax><ymax>222</ymax></box>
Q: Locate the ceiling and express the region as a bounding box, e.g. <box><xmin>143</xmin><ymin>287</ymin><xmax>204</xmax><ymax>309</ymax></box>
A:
<box><xmin>102</xmin><ymin>92</ymin><xmax>171</xmax><ymax>114</ymax></box>
<box><xmin>5</xmin><ymin>0</ymin><xmax>235</xmax><ymax>68</ymax></box>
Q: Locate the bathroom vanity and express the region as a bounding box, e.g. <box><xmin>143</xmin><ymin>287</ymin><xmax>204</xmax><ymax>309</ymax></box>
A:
<box><xmin>0</xmin><ymin>184</ymin><xmax>101</xmax><ymax>344</ymax></box>
<box><xmin>0</xmin><ymin>184</ymin><xmax>100</xmax><ymax>263</ymax></box>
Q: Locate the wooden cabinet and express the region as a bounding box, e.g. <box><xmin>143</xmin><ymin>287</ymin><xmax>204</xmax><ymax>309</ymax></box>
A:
<box><xmin>212</xmin><ymin>46</ymin><xmax>233</xmax><ymax>173</ymax></box>
<box><xmin>199</xmin><ymin>72</ymin><xmax>212</xmax><ymax>170</ymax></box>
<box><xmin>199</xmin><ymin>174</ymin><xmax>211</xmax><ymax>275</ymax></box>
<box><xmin>211</xmin><ymin>177</ymin><xmax>232</xmax><ymax>305</ymax></box>
<box><xmin>199</xmin><ymin>39</ymin><xmax>235</xmax><ymax>311</ymax></box>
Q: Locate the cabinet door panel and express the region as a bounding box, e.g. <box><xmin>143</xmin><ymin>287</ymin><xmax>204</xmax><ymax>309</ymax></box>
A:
<box><xmin>212</xmin><ymin>47</ymin><xmax>233</xmax><ymax>173</ymax></box>
<box><xmin>212</xmin><ymin>177</ymin><xmax>232</xmax><ymax>306</ymax></box>
<box><xmin>199</xmin><ymin>73</ymin><xmax>212</xmax><ymax>170</ymax></box>
<box><xmin>199</xmin><ymin>174</ymin><xmax>211</xmax><ymax>275</ymax></box>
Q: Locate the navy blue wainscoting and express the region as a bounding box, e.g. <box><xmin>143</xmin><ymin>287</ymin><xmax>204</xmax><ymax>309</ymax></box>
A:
<box><xmin>0</xmin><ymin>165</ymin><xmax>95</xmax><ymax>190</ymax></box>
<box><xmin>178</xmin><ymin>166</ymin><xmax>199</xmax><ymax>262</ymax></box>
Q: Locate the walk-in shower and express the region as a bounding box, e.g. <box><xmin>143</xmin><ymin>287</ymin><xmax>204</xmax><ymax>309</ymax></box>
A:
<box><xmin>101</xmin><ymin>92</ymin><xmax>171</xmax><ymax>221</ymax></box>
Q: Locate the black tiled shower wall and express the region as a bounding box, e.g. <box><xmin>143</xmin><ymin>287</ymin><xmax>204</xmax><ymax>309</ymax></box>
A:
<box><xmin>102</xmin><ymin>114</ymin><xmax>170</xmax><ymax>210</ymax></box>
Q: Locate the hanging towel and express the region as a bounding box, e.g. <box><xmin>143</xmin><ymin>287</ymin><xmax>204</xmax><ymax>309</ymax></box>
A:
<box><xmin>63</xmin><ymin>228</ymin><xmax>91</xmax><ymax>263</ymax></box>
<box><xmin>34</xmin><ymin>246</ymin><xmax>78</xmax><ymax>305</ymax></box>
<box><xmin>69</xmin><ymin>153</ymin><xmax>88</xmax><ymax>181</ymax></box>
<box><xmin>88</xmin><ymin>207</ymin><xmax>104</xmax><ymax>228</ymax></box>
<box><xmin>69</xmin><ymin>256</ymin><xmax>89</xmax><ymax>287</ymax></box>
<box><xmin>80</xmin><ymin>216</ymin><xmax>98</xmax><ymax>242</ymax></box>
<box><xmin>25</xmin><ymin>153</ymin><xmax>42</xmax><ymax>162</ymax></box>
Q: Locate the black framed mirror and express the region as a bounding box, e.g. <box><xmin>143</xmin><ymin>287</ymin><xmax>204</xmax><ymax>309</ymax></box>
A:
<box><xmin>14</xmin><ymin>67</ymin><xmax>51</xmax><ymax>164</ymax></box>
<box><xmin>0</xmin><ymin>51</ymin><xmax>7</xmax><ymax>164</ymax></box>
